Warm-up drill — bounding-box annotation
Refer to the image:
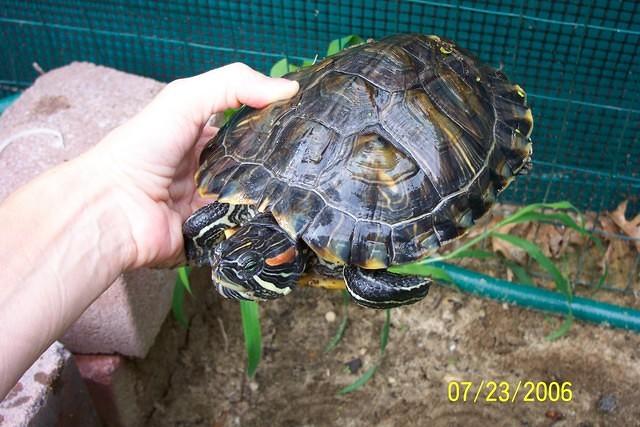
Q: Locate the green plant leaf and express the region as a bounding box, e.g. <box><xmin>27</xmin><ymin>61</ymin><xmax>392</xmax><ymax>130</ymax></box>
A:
<box><xmin>492</xmin><ymin>233</ymin><xmax>571</xmax><ymax>299</ymax></box>
<box><xmin>324</xmin><ymin>312</ymin><xmax>348</xmax><ymax>353</ymax></box>
<box><xmin>503</xmin><ymin>260</ymin><xmax>535</xmax><ymax>286</ymax></box>
<box><xmin>171</xmin><ymin>278</ymin><xmax>187</xmax><ymax>327</ymax></box>
<box><xmin>240</xmin><ymin>300</ymin><xmax>262</xmax><ymax>378</ymax></box>
<box><xmin>434</xmin><ymin>203</ymin><xmax>580</xmax><ymax>264</ymax></box>
<box><xmin>325</xmin><ymin>290</ymin><xmax>350</xmax><ymax>353</ymax></box>
<box><xmin>223</xmin><ymin>108</ymin><xmax>239</xmax><ymax>124</ymax></box>
<box><xmin>338</xmin><ymin>366</ymin><xmax>377</xmax><ymax>395</ymax></box>
<box><xmin>498</xmin><ymin>211</ymin><xmax>603</xmax><ymax>251</ymax></box>
<box><xmin>389</xmin><ymin>263</ymin><xmax>452</xmax><ymax>283</ymax></box>
<box><xmin>339</xmin><ymin>309</ymin><xmax>392</xmax><ymax>395</ymax></box>
<box><xmin>545</xmin><ymin>314</ymin><xmax>574</xmax><ymax>341</ymax></box>
<box><xmin>427</xmin><ymin>230</ymin><xmax>497</xmax><ymax>264</ymax></box>
<box><xmin>326</xmin><ymin>35</ymin><xmax>365</xmax><ymax>56</ymax></box>
<box><xmin>177</xmin><ymin>266</ymin><xmax>192</xmax><ymax>294</ymax></box>
<box><xmin>301</xmin><ymin>58</ymin><xmax>316</xmax><ymax>67</ymax></box>
<box><xmin>594</xmin><ymin>264</ymin><xmax>609</xmax><ymax>291</ymax></box>
<box><xmin>270</xmin><ymin>58</ymin><xmax>300</xmax><ymax>77</ymax></box>
<box><xmin>171</xmin><ymin>267</ymin><xmax>192</xmax><ymax>327</ymax></box>
<box><xmin>380</xmin><ymin>309</ymin><xmax>391</xmax><ymax>353</ymax></box>
<box><xmin>496</xmin><ymin>202</ymin><xmax>580</xmax><ymax>228</ymax></box>
<box><xmin>448</xmin><ymin>249</ymin><xmax>496</xmax><ymax>260</ymax></box>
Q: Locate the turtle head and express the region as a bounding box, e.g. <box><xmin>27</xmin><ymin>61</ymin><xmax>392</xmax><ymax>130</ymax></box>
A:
<box><xmin>211</xmin><ymin>215</ymin><xmax>305</xmax><ymax>300</ymax></box>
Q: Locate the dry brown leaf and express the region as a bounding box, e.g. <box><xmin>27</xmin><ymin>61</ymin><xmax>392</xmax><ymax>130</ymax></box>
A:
<box><xmin>564</xmin><ymin>227</ymin><xmax>587</xmax><ymax>247</ymax></box>
<box><xmin>537</xmin><ymin>223</ymin><xmax>567</xmax><ymax>258</ymax></box>
<box><xmin>599</xmin><ymin>215</ymin><xmax>617</xmax><ymax>234</ymax></box>
<box><xmin>597</xmin><ymin>212</ymin><xmax>634</xmax><ymax>284</ymax></box>
<box><xmin>564</xmin><ymin>211</ymin><xmax>594</xmax><ymax>247</ymax></box>
<box><xmin>609</xmin><ymin>201</ymin><xmax>640</xmax><ymax>251</ymax></box>
<box><xmin>491</xmin><ymin>222</ymin><xmax>529</xmax><ymax>264</ymax></box>
<box><xmin>505</xmin><ymin>267</ymin><xmax>514</xmax><ymax>282</ymax></box>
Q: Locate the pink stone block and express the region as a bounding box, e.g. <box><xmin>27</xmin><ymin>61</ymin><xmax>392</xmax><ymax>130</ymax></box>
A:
<box><xmin>0</xmin><ymin>62</ymin><xmax>165</xmax><ymax>199</ymax></box>
<box><xmin>0</xmin><ymin>342</ymin><xmax>100</xmax><ymax>427</ymax></box>
<box><xmin>61</xmin><ymin>270</ymin><xmax>176</xmax><ymax>358</ymax></box>
<box><xmin>0</xmin><ymin>63</ymin><xmax>175</xmax><ymax>357</ymax></box>
<box><xmin>75</xmin><ymin>354</ymin><xmax>140</xmax><ymax>427</ymax></box>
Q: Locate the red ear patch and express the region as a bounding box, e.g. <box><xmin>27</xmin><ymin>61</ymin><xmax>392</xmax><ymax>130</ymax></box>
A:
<box><xmin>265</xmin><ymin>246</ymin><xmax>297</xmax><ymax>266</ymax></box>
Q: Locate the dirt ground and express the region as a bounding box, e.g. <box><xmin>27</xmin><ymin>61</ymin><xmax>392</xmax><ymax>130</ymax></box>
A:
<box><xmin>6</xmin><ymin>64</ymin><xmax>638</xmax><ymax>426</ymax></box>
<box><xmin>142</xmin><ymin>260</ymin><xmax>640</xmax><ymax>427</ymax></box>
<box><xmin>140</xmin><ymin>203</ymin><xmax>640</xmax><ymax>426</ymax></box>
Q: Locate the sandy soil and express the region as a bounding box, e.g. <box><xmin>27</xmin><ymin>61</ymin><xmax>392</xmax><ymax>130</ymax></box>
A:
<box><xmin>144</xmin><ymin>263</ymin><xmax>640</xmax><ymax>427</ymax></box>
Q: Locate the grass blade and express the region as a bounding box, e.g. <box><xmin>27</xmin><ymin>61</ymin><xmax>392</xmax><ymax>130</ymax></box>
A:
<box><xmin>503</xmin><ymin>260</ymin><xmax>535</xmax><ymax>286</ymax></box>
<box><xmin>492</xmin><ymin>233</ymin><xmax>571</xmax><ymax>299</ymax></box>
<box><xmin>496</xmin><ymin>202</ymin><xmax>580</xmax><ymax>228</ymax></box>
<box><xmin>389</xmin><ymin>263</ymin><xmax>452</xmax><ymax>283</ymax></box>
<box><xmin>431</xmin><ymin>203</ymin><xmax>580</xmax><ymax>264</ymax></box>
<box><xmin>545</xmin><ymin>314</ymin><xmax>574</xmax><ymax>341</ymax></box>
<box><xmin>171</xmin><ymin>276</ymin><xmax>188</xmax><ymax>327</ymax></box>
<box><xmin>240</xmin><ymin>300</ymin><xmax>262</xmax><ymax>378</ymax></box>
<box><xmin>177</xmin><ymin>266</ymin><xmax>192</xmax><ymax>294</ymax></box>
<box><xmin>448</xmin><ymin>249</ymin><xmax>496</xmax><ymax>260</ymax></box>
<box><xmin>339</xmin><ymin>309</ymin><xmax>392</xmax><ymax>395</ymax></box>
<box><xmin>338</xmin><ymin>366</ymin><xmax>377</xmax><ymax>395</ymax></box>
<box><xmin>223</xmin><ymin>107</ymin><xmax>239</xmax><ymax>124</ymax></box>
<box><xmin>380</xmin><ymin>309</ymin><xmax>391</xmax><ymax>353</ymax></box>
<box><xmin>594</xmin><ymin>264</ymin><xmax>609</xmax><ymax>292</ymax></box>
<box><xmin>326</xmin><ymin>35</ymin><xmax>365</xmax><ymax>56</ymax></box>
<box><xmin>325</xmin><ymin>290</ymin><xmax>350</xmax><ymax>353</ymax></box>
<box><xmin>428</xmin><ymin>231</ymin><xmax>494</xmax><ymax>264</ymax></box>
<box><xmin>498</xmin><ymin>211</ymin><xmax>603</xmax><ymax>250</ymax></box>
<box><xmin>171</xmin><ymin>266</ymin><xmax>192</xmax><ymax>327</ymax></box>
<box><xmin>269</xmin><ymin>58</ymin><xmax>300</xmax><ymax>77</ymax></box>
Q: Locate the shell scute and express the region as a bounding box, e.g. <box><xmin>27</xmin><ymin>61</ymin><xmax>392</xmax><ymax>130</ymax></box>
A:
<box><xmin>195</xmin><ymin>34</ymin><xmax>533</xmax><ymax>267</ymax></box>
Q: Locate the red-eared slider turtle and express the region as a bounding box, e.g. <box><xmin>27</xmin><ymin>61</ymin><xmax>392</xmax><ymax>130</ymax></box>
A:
<box><xmin>183</xmin><ymin>34</ymin><xmax>533</xmax><ymax>308</ymax></box>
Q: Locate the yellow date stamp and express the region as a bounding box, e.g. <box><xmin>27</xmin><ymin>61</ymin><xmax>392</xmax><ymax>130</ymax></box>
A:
<box><xmin>447</xmin><ymin>380</ymin><xmax>573</xmax><ymax>403</ymax></box>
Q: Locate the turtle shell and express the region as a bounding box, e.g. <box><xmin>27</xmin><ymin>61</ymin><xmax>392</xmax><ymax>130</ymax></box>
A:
<box><xmin>196</xmin><ymin>34</ymin><xmax>533</xmax><ymax>269</ymax></box>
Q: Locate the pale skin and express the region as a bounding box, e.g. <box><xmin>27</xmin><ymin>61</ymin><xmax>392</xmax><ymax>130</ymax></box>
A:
<box><xmin>0</xmin><ymin>63</ymin><xmax>299</xmax><ymax>399</ymax></box>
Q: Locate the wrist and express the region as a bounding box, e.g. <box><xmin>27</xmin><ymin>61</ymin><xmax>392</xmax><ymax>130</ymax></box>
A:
<box><xmin>72</xmin><ymin>146</ymin><xmax>140</xmax><ymax>273</ymax></box>
<box><xmin>1</xmin><ymin>147</ymin><xmax>139</xmax><ymax>287</ymax></box>
<box><xmin>0</xmin><ymin>149</ymin><xmax>139</xmax><ymax>397</ymax></box>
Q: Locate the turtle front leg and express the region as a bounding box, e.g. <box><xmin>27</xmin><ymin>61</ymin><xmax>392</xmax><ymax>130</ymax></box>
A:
<box><xmin>183</xmin><ymin>202</ymin><xmax>254</xmax><ymax>266</ymax></box>
<box><xmin>343</xmin><ymin>266</ymin><xmax>431</xmax><ymax>309</ymax></box>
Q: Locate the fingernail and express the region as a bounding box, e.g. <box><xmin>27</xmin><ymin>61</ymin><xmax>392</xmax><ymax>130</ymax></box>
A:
<box><xmin>279</xmin><ymin>78</ymin><xmax>299</xmax><ymax>92</ymax></box>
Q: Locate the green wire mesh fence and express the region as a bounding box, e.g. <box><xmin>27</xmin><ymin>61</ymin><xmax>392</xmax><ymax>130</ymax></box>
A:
<box><xmin>1</xmin><ymin>1</ymin><xmax>638</xmax><ymax>294</ymax></box>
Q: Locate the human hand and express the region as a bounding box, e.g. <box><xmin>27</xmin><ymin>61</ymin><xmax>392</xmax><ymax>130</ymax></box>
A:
<box><xmin>87</xmin><ymin>63</ymin><xmax>299</xmax><ymax>270</ymax></box>
<box><xmin>0</xmin><ymin>64</ymin><xmax>298</xmax><ymax>397</ymax></box>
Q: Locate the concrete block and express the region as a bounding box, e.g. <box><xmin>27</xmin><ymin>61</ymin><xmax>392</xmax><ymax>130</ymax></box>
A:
<box><xmin>0</xmin><ymin>63</ymin><xmax>175</xmax><ymax>357</ymax></box>
<box><xmin>0</xmin><ymin>342</ymin><xmax>100</xmax><ymax>427</ymax></box>
<box><xmin>73</xmin><ymin>268</ymin><xmax>210</xmax><ymax>427</ymax></box>
<box><xmin>61</xmin><ymin>269</ymin><xmax>176</xmax><ymax>358</ymax></box>
<box><xmin>75</xmin><ymin>355</ymin><xmax>138</xmax><ymax>427</ymax></box>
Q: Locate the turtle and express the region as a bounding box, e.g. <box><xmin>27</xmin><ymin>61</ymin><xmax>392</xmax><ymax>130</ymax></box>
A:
<box><xmin>182</xmin><ymin>34</ymin><xmax>533</xmax><ymax>309</ymax></box>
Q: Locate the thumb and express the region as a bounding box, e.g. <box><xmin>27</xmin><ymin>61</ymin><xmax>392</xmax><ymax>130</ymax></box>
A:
<box><xmin>211</xmin><ymin>62</ymin><xmax>300</xmax><ymax>111</ymax></box>
<box><xmin>160</xmin><ymin>63</ymin><xmax>299</xmax><ymax>129</ymax></box>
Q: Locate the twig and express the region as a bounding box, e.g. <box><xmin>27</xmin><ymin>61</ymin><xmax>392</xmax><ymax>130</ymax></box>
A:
<box><xmin>32</xmin><ymin>62</ymin><xmax>46</xmax><ymax>75</ymax></box>
<box><xmin>217</xmin><ymin>316</ymin><xmax>229</xmax><ymax>353</ymax></box>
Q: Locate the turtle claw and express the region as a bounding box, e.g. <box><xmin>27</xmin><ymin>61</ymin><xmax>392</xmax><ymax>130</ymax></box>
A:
<box><xmin>183</xmin><ymin>202</ymin><xmax>253</xmax><ymax>266</ymax></box>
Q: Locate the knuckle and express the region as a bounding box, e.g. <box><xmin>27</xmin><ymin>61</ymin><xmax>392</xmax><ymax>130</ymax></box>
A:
<box><xmin>227</xmin><ymin>62</ymin><xmax>253</xmax><ymax>76</ymax></box>
<box><xmin>162</xmin><ymin>78</ymin><xmax>189</xmax><ymax>97</ymax></box>
<box><xmin>165</xmin><ymin>77</ymin><xmax>189</xmax><ymax>91</ymax></box>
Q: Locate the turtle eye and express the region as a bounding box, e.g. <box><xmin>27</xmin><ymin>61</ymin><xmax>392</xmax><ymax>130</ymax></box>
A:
<box><xmin>238</xmin><ymin>252</ymin><xmax>262</xmax><ymax>274</ymax></box>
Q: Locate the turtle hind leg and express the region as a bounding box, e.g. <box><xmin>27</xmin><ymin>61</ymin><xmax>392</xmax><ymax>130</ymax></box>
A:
<box><xmin>183</xmin><ymin>202</ymin><xmax>254</xmax><ymax>266</ymax></box>
<box><xmin>343</xmin><ymin>266</ymin><xmax>431</xmax><ymax>309</ymax></box>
